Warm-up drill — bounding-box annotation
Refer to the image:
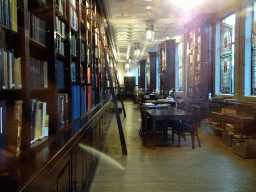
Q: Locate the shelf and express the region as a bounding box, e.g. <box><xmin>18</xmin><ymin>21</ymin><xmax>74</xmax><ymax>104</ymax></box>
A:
<box><xmin>55</xmin><ymin>31</ymin><xmax>65</xmax><ymax>39</ymax></box>
<box><xmin>30</xmin><ymin>88</ymin><xmax>50</xmax><ymax>93</ymax></box>
<box><xmin>71</xmin><ymin>26</ymin><xmax>79</xmax><ymax>34</ymax></box>
<box><xmin>0</xmin><ymin>24</ymin><xmax>19</xmax><ymax>34</ymax></box>
<box><xmin>28</xmin><ymin>0</ymin><xmax>50</xmax><ymax>14</ymax></box>
<box><xmin>29</xmin><ymin>38</ymin><xmax>47</xmax><ymax>49</ymax></box>
<box><xmin>56</xmin><ymin>52</ymin><xmax>69</xmax><ymax>61</ymax></box>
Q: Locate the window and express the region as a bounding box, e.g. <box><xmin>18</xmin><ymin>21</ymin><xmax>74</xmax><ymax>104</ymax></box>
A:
<box><xmin>176</xmin><ymin>42</ymin><xmax>183</xmax><ymax>92</ymax></box>
<box><xmin>156</xmin><ymin>53</ymin><xmax>160</xmax><ymax>92</ymax></box>
<box><xmin>219</xmin><ymin>14</ymin><xmax>235</xmax><ymax>94</ymax></box>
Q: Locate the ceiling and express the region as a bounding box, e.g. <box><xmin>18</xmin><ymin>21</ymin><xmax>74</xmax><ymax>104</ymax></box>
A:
<box><xmin>103</xmin><ymin>0</ymin><xmax>232</xmax><ymax>65</ymax></box>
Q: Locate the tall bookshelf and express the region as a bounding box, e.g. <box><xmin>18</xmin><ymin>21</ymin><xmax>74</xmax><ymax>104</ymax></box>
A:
<box><xmin>185</xmin><ymin>13</ymin><xmax>215</xmax><ymax>99</ymax></box>
<box><xmin>0</xmin><ymin>0</ymin><xmax>111</xmax><ymax>172</ymax></box>
<box><xmin>159</xmin><ymin>39</ymin><xmax>176</xmax><ymax>96</ymax></box>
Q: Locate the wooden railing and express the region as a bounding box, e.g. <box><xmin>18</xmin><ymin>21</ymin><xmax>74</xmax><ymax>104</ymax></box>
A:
<box><xmin>0</xmin><ymin>100</ymin><xmax>114</xmax><ymax>192</ymax></box>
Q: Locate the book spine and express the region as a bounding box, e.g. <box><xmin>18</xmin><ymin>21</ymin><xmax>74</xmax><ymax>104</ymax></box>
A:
<box><xmin>0</xmin><ymin>49</ymin><xmax>5</xmax><ymax>89</ymax></box>
<box><xmin>30</xmin><ymin>99</ymin><xmax>37</xmax><ymax>143</ymax></box>
<box><xmin>40</xmin><ymin>102</ymin><xmax>47</xmax><ymax>139</ymax></box>
<box><xmin>57</xmin><ymin>94</ymin><xmax>63</xmax><ymax>130</ymax></box>
<box><xmin>13</xmin><ymin>58</ymin><xmax>22</xmax><ymax>89</ymax></box>
<box><xmin>11</xmin><ymin>0</ymin><xmax>17</xmax><ymax>32</ymax></box>
<box><xmin>0</xmin><ymin>100</ymin><xmax>6</xmax><ymax>164</ymax></box>
<box><xmin>14</xmin><ymin>100</ymin><xmax>23</xmax><ymax>156</ymax></box>
<box><xmin>43</xmin><ymin>61</ymin><xmax>48</xmax><ymax>88</ymax></box>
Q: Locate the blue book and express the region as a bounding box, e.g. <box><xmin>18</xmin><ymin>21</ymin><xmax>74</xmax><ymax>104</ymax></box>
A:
<box><xmin>71</xmin><ymin>86</ymin><xmax>80</xmax><ymax>121</ymax></box>
<box><xmin>30</xmin><ymin>98</ymin><xmax>37</xmax><ymax>143</ymax></box>
<box><xmin>57</xmin><ymin>60</ymin><xmax>65</xmax><ymax>89</ymax></box>
<box><xmin>81</xmin><ymin>86</ymin><xmax>85</xmax><ymax>115</ymax></box>
<box><xmin>0</xmin><ymin>100</ymin><xmax>6</xmax><ymax>164</ymax></box>
<box><xmin>57</xmin><ymin>94</ymin><xmax>63</xmax><ymax>131</ymax></box>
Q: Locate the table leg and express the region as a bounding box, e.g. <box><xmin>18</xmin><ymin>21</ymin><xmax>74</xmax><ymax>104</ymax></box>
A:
<box><xmin>153</xmin><ymin>118</ymin><xmax>156</xmax><ymax>150</ymax></box>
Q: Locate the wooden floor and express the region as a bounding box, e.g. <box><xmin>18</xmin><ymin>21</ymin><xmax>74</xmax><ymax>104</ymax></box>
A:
<box><xmin>90</xmin><ymin>100</ymin><xmax>256</xmax><ymax>192</ymax></box>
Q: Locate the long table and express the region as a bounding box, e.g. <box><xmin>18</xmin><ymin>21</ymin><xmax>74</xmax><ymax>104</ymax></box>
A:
<box><xmin>145</xmin><ymin>99</ymin><xmax>177</xmax><ymax>107</ymax></box>
<box><xmin>145</xmin><ymin>107</ymin><xmax>198</xmax><ymax>149</ymax></box>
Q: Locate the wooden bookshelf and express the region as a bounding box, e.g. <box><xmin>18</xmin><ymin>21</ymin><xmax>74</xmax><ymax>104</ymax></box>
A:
<box><xmin>184</xmin><ymin>13</ymin><xmax>215</xmax><ymax>100</ymax></box>
<box><xmin>0</xmin><ymin>0</ymin><xmax>115</xmax><ymax>175</ymax></box>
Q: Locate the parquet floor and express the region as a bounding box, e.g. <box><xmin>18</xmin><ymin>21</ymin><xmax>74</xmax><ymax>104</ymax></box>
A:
<box><xmin>90</xmin><ymin>100</ymin><xmax>256</xmax><ymax>192</ymax></box>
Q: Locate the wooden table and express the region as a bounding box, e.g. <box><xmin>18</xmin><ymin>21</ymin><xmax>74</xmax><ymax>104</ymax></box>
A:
<box><xmin>145</xmin><ymin>99</ymin><xmax>177</xmax><ymax>107</ymax></box>
<box><xmin>146</xmin><ymin>107</ymin><xmax>196</xmax><ymax>149</ymax></box>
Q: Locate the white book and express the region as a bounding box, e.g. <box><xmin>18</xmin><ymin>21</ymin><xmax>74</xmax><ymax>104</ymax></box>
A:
<box><xmin>43</xmin><ymin>114</ymin><xmax>49</xmax><ymax>137</ymax></box>
<box><xmin>40</xmin><ymin>102</ymin><xmax>47</xmax><ymax>138</ymax></box>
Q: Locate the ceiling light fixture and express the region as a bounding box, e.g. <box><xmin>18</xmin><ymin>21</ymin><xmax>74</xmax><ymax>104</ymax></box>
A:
<box><xmin>134</xmin><ymin>43</ymin><xmax>141</xmax><ymax>58</ymax></box>
<box><xmin>146</xmin><ymin>23</ymin><xmax>154</xmax><ymax>43</ymax></box>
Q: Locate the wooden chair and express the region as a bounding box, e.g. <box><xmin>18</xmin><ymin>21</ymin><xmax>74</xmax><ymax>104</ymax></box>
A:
<box><xmin>170</xmin><ymin>120</ymin><xmax>201</xmax><ymax>149</ymax></box>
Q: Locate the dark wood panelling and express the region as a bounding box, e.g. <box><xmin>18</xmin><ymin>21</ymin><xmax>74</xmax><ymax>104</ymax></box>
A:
<box><xmin>149</xmin><ymin>52</ymin><xmax>157</xmax><ymax>92</ymax></box>
<box><xmin>139</xmin><ymin>59</ymin><xmax>146</xmax><ymax>89</ymax></box>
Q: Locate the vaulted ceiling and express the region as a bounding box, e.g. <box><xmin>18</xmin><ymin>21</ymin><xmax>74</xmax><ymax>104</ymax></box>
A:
<box><xmin>103</xmin><ymin>0</ymin><xmax>232</xmax><ymax>64</ymax></box>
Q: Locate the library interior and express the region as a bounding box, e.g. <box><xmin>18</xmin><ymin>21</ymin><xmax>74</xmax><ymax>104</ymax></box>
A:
<box><xmin>1</xmin><ymin>0</ymin><xmax>256</xmax><ymax>191</ymax></box>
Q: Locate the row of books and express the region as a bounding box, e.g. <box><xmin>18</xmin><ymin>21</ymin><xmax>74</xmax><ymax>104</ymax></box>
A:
<box><xmin>29</xmin><ymin>58</ymin><xmax>48</xmax><ymax>89</ymax></box>
<box><xmin>56</xmin><ymin>0</ymin><xmax>67</xmax><ymax>17</ymax></box>
<box><xmin>71</xmin><ymin>85</ymin><xmax>86</xmax><ymax>122</ymax></box>
<box><xmin>71</xmin><ymin>7</ymin><xmax>78</xmax><ymax>31</ymax></box>
<box><xmin>55</xmin><ymin>16</ymin><xmax>66</xmax><ymax>38</ymax></box>
<box><xmin>71</xmin><ymin>33</ymin><xmax>77</xmax><ymax>55</ymax></box>
<box><xmin>0</xmin><ymin>0</ymin><xmax>18</xmax><ymax>32</ymax></box>
<box><xmin>56</xmin><ymin>60</ymin><xmax>66</xmax><ymax>89</ymax></box>
<box><xmin>30</xmin><ymin>99</ymin><xmax>49</xmax><ymax>143</ymax></box>
<box><xmin>0</xmin><ymin>49</ymin><xmax>22</xmax><ymax>89</ymax></box>
<box><xmin>57</xmin><ymin>93</ymin><xmax>68</xmax><ymax>131</ymax></box>
<box><xmin>56</xmin><ymin>34</ymin><xmax>65</xmax><ymax>55</ymax></box>
<box><xmin>29</xmin><ymin>12</ymin><xmax>46</xmax><ymax>45</ymax></box>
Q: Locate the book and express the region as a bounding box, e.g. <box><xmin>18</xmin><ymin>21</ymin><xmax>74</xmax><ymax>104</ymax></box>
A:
<box><xmin>43</xmin><ymin>114</ymin><xmax>49</xmax><ymax>137</ymax></box>
<box><xmin>87</xmin><ymin>67</ymin><xmax>91</xmax><ymax>84</ymax></box>
<box><xmin>0</xmin><ymin>49</ymin><xmax>6</xmax><ymax>89</ymax></box>
<box><xmin>56</xmin><ymin>60</ymin><xmax>65</xmax><ymax>89</ymax></box>
<box><xmin>71</xmin><ymin>86</ymin><xmax>80</xmax><ymax>121</ymax></box>
<box><xmin>81</xmin><ymin>86</ymin><xmax>85</xmax><ymax>115</ymax></box>
<box><xmin>6</xmin><ymin>100</ymin><xmax>23</xmax><ymax>157</ymax></box>
<box><xmin>62</xmin><ymin>93</ymin><xmax>69</xmax><ymax>125</ymax></box>
<box><xmin>0</xmin><ymin>100</ymin><xmax>6</xmax><ymax>164</ymax></box>
<box><xmin>39</xmin><ymin>102</ymin><xmax>47</xmax><ymax>139</ymax></box>
<box><xmin>71</xmin><ymin>62</ymin><xmax>76</xmax><ymax>83</ymax></box>
<box><xmin>80</xmin><ymin>64</ymin><xmax>84</xmax><ymax>83</ymax></box>
<box><xmin>43</xmin><ymin>61</ymin><xmax>48</xmax><ymax>88</ymax></box>
<box><xmin>13</xmin><ymin>100</ymin><xmax>23</xmax><ymax>156</ymax></box>
<box><xmin>57</xmin><ymin>94</ymin><xmax>63</xmax><ymax>130</ymax></box>
<box><xmin>34</xmin><ymin>101</ymin><xmax>45</xmax><ymax>140</ymax></box>
<box><xmin>30</xmin><ymin>99</ymin><xmax>37</xmax><ymax>143</ymax></box>
<box><xmin>13</xmin><ymin>58</ymin><xmax>22</xmax><ymax>89</ymax></box>
<box><xmin>11</xmin><ymin>0</ymin><xmax>18</xmax><ymax>32</ymax></box>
